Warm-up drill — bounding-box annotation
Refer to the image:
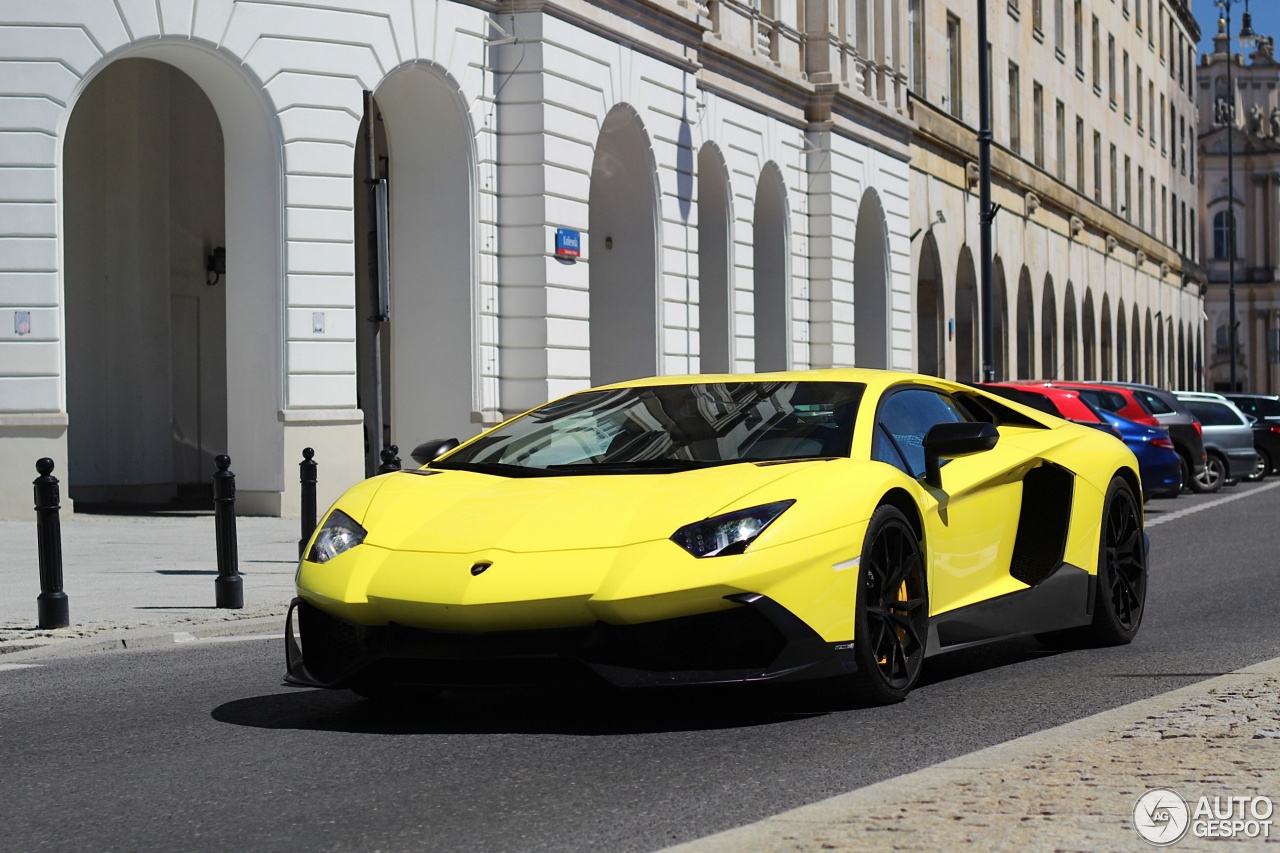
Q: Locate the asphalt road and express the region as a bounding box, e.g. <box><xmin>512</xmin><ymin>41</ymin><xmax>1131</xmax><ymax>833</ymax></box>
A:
<box><xmin>3</xmin><ymin>482</ymin><xmax>1280</xmax><ymax>853</ymax></box>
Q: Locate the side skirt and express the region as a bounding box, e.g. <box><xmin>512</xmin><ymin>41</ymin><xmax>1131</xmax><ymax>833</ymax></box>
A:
<box><xmin>923</xmin><ymin>563</ymin><xmax>1094</xmax><ymax>656</ymax></box>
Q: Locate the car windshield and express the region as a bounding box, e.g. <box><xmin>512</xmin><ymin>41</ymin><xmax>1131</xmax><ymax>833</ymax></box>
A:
<box><xmin>1074</xmin><ymin>388</ymin><xmax>1129</xmax><ymax>414</ymax></box>
<box><xmin>432</xmin><ymin>381</ymin><xmax>865</xmax><ymax>476</ymax></box>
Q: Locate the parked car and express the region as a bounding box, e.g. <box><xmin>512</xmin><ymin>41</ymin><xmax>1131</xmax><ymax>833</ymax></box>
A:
<box><xmin>1041</xmin><ymin>381</ymin><xmax>1160</xmax><ymax>427</ymax></box>
<box><xmin>1085</xmin><ymin>381</ymin><xmax>1209</xmax><ymax>492</ymax></box>
<box><xmin>1247</xmin><ymin>420</ymin><xmax>1280</xmax><ymax>481</ymax></box>
<box><xmin>1173</xmin><ymin>394</ymin><xmax>1258</xmax><ymax>491</ymax></box>
<box><xmin>978</xmin><ymin>383</ymin><xmax>1120</xmax><ymax>437</ymax></box>
<box><xmin>1091</xmin><ymin>409</ymin><xmax>1182</xmax><ymax>499</ymax></box>
<box><xmin>1226</xmin><ymin>393</ymin><xmax>1280</xmax><ymax>424</ymax></box>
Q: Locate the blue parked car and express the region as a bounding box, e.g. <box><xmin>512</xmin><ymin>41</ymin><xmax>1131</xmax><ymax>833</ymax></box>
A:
<box><xmin>1094</xmin><ymin>408</ymin><xmax>1182</xmax><ymax>499</ymax></box>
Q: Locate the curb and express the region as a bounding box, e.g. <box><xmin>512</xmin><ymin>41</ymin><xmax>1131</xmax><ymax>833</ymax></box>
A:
<box><xmin>0</xmin><ymin>612</ymin><xmax>287</xmax><ymax>663</ymax></box>
<box><xmin>662</xmin><ymin>655</ymin><xmax>1280</xmax><ymax>852</ymax></box>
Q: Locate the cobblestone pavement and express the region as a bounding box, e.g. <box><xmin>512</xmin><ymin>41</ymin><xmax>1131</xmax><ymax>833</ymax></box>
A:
<box><xmin>665</xmin><ymin>657</ymin><xmax>1280</xmax><ymax>852</ymax></box>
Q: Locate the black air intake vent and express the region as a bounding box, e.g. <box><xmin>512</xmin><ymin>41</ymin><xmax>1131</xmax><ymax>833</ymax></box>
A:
<box><xmin>1009</xmin><ymin>463</ymin><xmax>1074</xmax><ymax>586</ymax></box>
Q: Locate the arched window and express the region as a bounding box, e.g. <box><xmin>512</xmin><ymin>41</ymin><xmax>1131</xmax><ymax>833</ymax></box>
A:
<box><xmin>1213</xmin><ymin>209</ymin><xmax>1236</xmax><ymax>260</ymax></box>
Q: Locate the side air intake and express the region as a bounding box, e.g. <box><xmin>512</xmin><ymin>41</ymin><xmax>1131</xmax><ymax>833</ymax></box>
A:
<box><xmin>1009</xmin><ymin>462</ymin><xmax>1074</xmax><ymax>586</ymax></box>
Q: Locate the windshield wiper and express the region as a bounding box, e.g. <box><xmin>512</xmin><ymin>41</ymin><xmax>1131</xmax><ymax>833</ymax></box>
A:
<box><xmin>428</xmin><ymin>460</ymin><xmax>552</xmax><ymax>478</ymax></box>
<box><xmin>544</xmin><ymin>459</ymin><xmax>735</xmax><ymax>474</ymax></box>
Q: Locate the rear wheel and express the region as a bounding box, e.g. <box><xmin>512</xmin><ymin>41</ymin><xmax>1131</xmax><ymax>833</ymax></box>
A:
<box><xmin>1084</xmin><ymin>477</ymin><xmax>1147</xmax><ymax>645</ymax></box>
<box><xmin>1190</xmin><ymin>453</ymin><xmax>1225</xmax><ymax>494</ymax></box>
<box><xmin>844</xmin><ymin>505</ymin><xmax>928</xmax><ymax>705</ymax></box>
<box><xmin>1177</xmin><ymin>455</ymin><xmax>1190</xmax><ymax>493</ymax></box>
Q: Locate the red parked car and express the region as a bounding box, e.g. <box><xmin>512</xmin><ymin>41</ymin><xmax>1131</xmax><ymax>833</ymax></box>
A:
<box><xmin>980</xmin><ymin>383</ymin><xmax>1118</xmax><ymax>436</ymax></box>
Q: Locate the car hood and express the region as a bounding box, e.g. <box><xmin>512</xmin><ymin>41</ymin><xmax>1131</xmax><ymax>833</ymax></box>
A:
<box><xmin>357</xmin><ymin>462</ymin><xmax>824</xmax><ymax>553</ymax></box>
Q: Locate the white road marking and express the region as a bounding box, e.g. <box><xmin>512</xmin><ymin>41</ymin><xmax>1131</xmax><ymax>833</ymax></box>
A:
<box><xmin>1146</xmin><ymin>479</ymin><xmax>1280</xmax><ymax>528</ymax></box>
<box><xmin>0</xmin><ymin>663</ymin><xmax>42</xmax><ymax>672</ymax></box>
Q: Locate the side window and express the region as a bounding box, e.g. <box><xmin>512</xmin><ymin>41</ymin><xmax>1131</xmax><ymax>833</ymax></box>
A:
<box><xmin>876</xmin><ymin>389</ymin><xmax>969</xmax><ymax>478</ymax></box>
<box><xmin>1136</xmin><ymin>391</ymin><xmax>1174</xmax><ymax>415</ymax></box>
<box><xmin>1262</xmin><ymin>399</ymin><xmax>1280</xmax><ymax>418</ymax></box>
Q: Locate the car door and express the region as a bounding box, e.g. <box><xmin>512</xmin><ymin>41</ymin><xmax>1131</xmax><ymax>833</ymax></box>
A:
<box><xmin>873</xmin><ymin>386</ymin><xmax>1030</xmax><ymax>616</ymax></box>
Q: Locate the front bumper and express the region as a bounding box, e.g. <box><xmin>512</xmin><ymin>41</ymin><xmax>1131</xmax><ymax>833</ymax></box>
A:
<box><xmin>284</xmin><ymin>595</ymin><xmax>856</xmax><ymax>690</ymax></box>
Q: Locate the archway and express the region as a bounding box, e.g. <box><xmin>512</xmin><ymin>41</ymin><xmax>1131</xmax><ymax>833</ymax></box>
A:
<box><xmin>64</xmin><ymin>52</ymin><xmax>279</xmax><ymax>508</ymax></box>
<box><xmin>1144</xmin><ymin>309</ymin><xmax>1155</xmax><ymax>384</ymax></box>
<box><xmin>1178</xmin><ymin>324</ymin><xmax>1187</xmax><ymax>389</ymax></box>
<box><xmin>853</xmin><ymin>189</ymin><xmax>889</xmax><ymax>368</ymax></box>
<box><xmin>1116</xmin><ymin>302</ymin><xmax>1128</xmax><ymax>382</ymax></box>
<box><xmin>697</xmin><ymin>144</ymin><xmax>732</xmax><ymax>373</ymax></box>
<box><xmin>1131</xmin><ymin>305</ymin><xmax>1142</xmax><ymax>383</ymax></box>
<box><xmin>1041</xmin><ymin>275</ymin><xmax>1059</xmax><ymax>380</ymax></box>
<box><xmin>589</xmin><ymin>106</ymin><xmax>660</xmax><ymax>385</ymax></box>
<box><xmin>1082</xmin><ymin>289</ymin><xmax>1097</xmax><ymax>379</ymax></box>
<box><xmin>1156</xmin><ymin>317</ymin><xmax>1166</xmax><ymax>387</ymax></box>
<box><xmin>1063</xmin><ymin>281</ymin><xmax>1078</xmax><ymax>381</ymax></box>
<box><xmin>916</xmin><ymin>232</ymin><xmax>945</xmax><ymax>376</ymax></box>
<box><xmin>1016</xmin><ymin>268</ymin><xmax>1034</xmax><ymax>379</ymax></box>
<box><xmin>754</xmin><ymin>164</ymin><xmax>790</xmax><ymax>371</ymax></box>
<box><xmin>357</xmin><ymin>64</ymin><xmax>477</xmax><ymax>474</ymax></box>
<box><xmin>1100</xmin><ymin>293</ymin><xmax>1112</xmax><ymax>380</ymax></box>
<box><xmin>955</xmin><ymin>247</ymin><xmax>979</xmax><ymax>382</ymax></box>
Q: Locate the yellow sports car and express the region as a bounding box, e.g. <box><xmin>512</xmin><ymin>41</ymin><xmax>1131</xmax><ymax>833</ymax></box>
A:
<box><xmin>286</xmin><ymin>369</ymin><xmax>1147</xmax><ymax>704</ymax></box>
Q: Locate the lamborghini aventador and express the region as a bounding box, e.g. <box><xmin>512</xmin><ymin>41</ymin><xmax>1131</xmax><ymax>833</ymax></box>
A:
<box><xmin>286</xmin><ymin>370</ymin><xmax>1148</xmax><ymax>704</ymax></box>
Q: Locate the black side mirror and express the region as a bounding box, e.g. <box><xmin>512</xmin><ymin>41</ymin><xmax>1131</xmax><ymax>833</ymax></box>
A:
<box><xmin>411</xmin><ymin>438</ymin><xmax>460</xmax><ymax>465</ymax></box>
<box><xmin>922</xmin><ymin>422</ymin><xmax>999</xmax><ymax>488</ymax></box>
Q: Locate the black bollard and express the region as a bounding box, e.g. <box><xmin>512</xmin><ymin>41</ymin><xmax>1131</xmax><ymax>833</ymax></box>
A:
<box><xmin>377</xmin><ymin>444</ymin><xmax>401</xmax><ymax>475</ymax></box>
<box><xmin>299</xmin><ymin>447</ymin><xmax>317</xmax><ymax>558</ymax></box>
<box><xmin>212</xmin><ymin>454</ymin><xmax>243</xmax><ymax>609</ymax></box>
<box><xmin>33</xmin><ymin>458</ymin><xmax>69</xmax><ymax>629</ymax></box>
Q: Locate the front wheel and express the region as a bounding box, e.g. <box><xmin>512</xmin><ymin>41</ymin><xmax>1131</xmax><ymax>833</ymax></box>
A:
<box><xmin>1248</xmin><ymin>450</ymin><xmax>1270</xmax><ymax>482</ymax></box>
<box><xmin>843</xmin><ymin>505</ymin><xmax>929</xmax><ymax>705</ymax></box>
<box><xmin>1190</xmin><ymin>453</ymin><xmax>1225</xmax><ymax>494</ymax></box>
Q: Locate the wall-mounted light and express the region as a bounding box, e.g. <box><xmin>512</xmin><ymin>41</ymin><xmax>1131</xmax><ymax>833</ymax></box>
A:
<box><xmin>206</xmin><ymin>246</ymin><xmax>226</xmax><ymax>286</ymax></box>
<box><xmin>911</xmin><ymin>210</ymin><xmax>948</xmax><ymax>242</ymax></box>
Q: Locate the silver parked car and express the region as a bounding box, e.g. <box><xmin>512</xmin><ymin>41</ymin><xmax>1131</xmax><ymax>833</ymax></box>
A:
<box><xmin>1173</xmin><ymin>393</ymin><xmax>1258</xmax><ymax>491</ymax></box>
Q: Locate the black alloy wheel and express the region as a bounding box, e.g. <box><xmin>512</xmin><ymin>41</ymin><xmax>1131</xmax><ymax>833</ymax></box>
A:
<box><xmin>846</xmin><ymin>505</ymin><xmax>929</xmax><ymax>705</ymax></box>
<box><xmin>1190</xmin><ymin>453</ymin><xmax>1225</xmax><ymax>494</ymax></box>
<box><xmin>1084</xmin><ymin>477</ymin><xmax>1147</xmax><ymax>645</ymax></box>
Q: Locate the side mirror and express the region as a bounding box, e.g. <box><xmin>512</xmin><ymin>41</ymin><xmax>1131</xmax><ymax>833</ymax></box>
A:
<box><xmin>411</xmin><ymin>438</ymin><xmax>460</xmax><ymax>465</ymax></box>
<box><xmin>923</xmin><ymin>422</ymin><xmax>999</xmax><ymax>488</ymax></box>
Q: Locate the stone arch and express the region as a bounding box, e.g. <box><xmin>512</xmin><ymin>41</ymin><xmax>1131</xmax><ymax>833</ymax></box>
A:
<box><xmin>1042</xmin><ymin>274</ymin><xmax>1059</xmax><ymax>380</ymax></box>
<box><xmin>853</xmin><ymin>188</ymin><xmax>890</xmax><ymax>368</ymax></box>
<box><xmin>1063</xmin><ymin>281</ymin><xmax>1078</xmax><ymax>381</ymax></box>
<box><xmin>1016</xmin><ymin>267</ymin><xmax>1035</xmax><ymax>379</ymax></box>
<box><xmin>955</xmin><ymin>247</ymin><xmax>979</xmax><ymax>382</ymax></box>
<box><xmin>1145</xmin><ymin>309</ymin><xmax>1155</xmax><ymax>384</ymax></box>
<box><xmin>1132</xmin><ymin>305</ymin><xmax>1142</xmax><ymax>383</ymax></box>
<box><xmin>589</xmin><ymin>105</ymin><xmax>661</xmax><ymax>385</ymax></box>
<box><xmin>1178</xmin><ymin>323</ymin><xmax>1187</xmax><ymax>389</ymax></box>
<box><xmin>361</xmin><ymin>62</ymin><xmax>478</xmax><ymax>470</ymax></box>
<box><xmin>916</xmin><ymin>230</ymin><xmax>945</xmax><ymax>377</ymax></box>
<box><xmin>63</xmin><ymin>45</ymin><xmax>282</xmax><ymax>508</ymax></box>
<box><xmin>697</xmin><ymin>143</ymin><xmax>733</xmax><ymax>373</ymax></box>
<box><xmin>753</xmin><ymin>163</ymin><xmax>790</xmax><ymax>371</ymax></box>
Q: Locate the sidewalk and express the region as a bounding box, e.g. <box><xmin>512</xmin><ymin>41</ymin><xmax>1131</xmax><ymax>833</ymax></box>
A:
<box><xmin>0</xmin><ymin>511</ymin><xmax>301</xmax><ymax>655</ymax></box>
<box><xmin>664</xmin><ymin>658</ymin><xmax>1280</xmax><ymax>852</ymax></box>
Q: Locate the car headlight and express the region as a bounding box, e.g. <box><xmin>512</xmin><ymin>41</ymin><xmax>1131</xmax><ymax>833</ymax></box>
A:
<box><xmin>670</xmin><ymin>500</ymin><xmax>795</xmax><ymax>558</ymax></box>
<box><xmin>307</xmin><ymin>509</ymin><xmax>367</xmax><ymax>564</ymax></box>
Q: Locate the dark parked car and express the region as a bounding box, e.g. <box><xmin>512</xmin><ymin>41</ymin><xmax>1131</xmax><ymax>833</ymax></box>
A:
<box><xmin>1081</xmin><ymin>381</ymin><xmax>1209</xmax><ymax>491</ymax></box>
<box><xmin>1247</xmin><ymin>420</ymin><xmax>1280</xmax><ymax>481</ymax></box>
<box><xmin>1226</xmin><ymin>394</ymin><xmax>1280</xmax><ymax>424</ymax></box>
<box><xmin>1174</xmin><ymin>394</ymin><xmax>1258</xmax><ymax>491</ymax></box>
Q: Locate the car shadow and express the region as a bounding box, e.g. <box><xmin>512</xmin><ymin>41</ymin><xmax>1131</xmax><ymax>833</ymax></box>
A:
<box><xmin>917</xmin><ymin>635</ymin><xmax>1067</xmax><ymax>690</ymax></box>
<box><xmin>211</xmin><ymin>682</ymin><xmax>835</xmax><ymax>736</ymax></box>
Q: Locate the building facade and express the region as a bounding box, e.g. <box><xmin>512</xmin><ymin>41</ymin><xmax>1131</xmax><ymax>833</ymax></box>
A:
<box><xmin>0</xmin><ymin>1</ymin><xmax>914</xmax><ymax>518</ymax></box>
<box><xmin>909</xmin><ymin>0</ymin><xmax>1204</xmax><ymax>386</ymax></box>
<box><xmin>1197</xmin><ymin>15</ymin><xmax>1280</xmax><ymax>392</ymax></box>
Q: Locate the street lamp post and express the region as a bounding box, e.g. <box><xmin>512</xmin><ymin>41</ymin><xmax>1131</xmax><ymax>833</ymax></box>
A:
<box><xmin>978</xmin><ymin>0</ymin><xmax>995</xmax><ymax>382</ymax></box>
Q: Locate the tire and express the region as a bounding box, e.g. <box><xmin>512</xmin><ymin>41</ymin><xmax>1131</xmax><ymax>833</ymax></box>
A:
<box><xmin>1178</xmin><ymin>455</ymin><xmax>1190</xmax><ymax>493</ymax></box>
<box><xmin>1190</xmin><ymin>453</ymin><xmax>1225</xmax><ymax>494</ymax></box>
<box><xmin>842</xmin><ymin>505</ymin><xmax>929</xmax><ymax>705</ymax></box>
<box><xmin>1082</xmin><ymin>477</ymin><xmax>1147</xmax><ymax>645</ymax></box>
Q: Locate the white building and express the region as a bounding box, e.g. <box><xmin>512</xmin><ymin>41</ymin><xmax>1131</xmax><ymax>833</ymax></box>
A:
<box><xmin>909</xmin><ymin>0</ymin><xmax>1204</xmax><ymax>386</ymax></box>
<box><xmin>0</xmin><ymin>1</ymin><xmax>913</xmax><ymax>517</ymax></box>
